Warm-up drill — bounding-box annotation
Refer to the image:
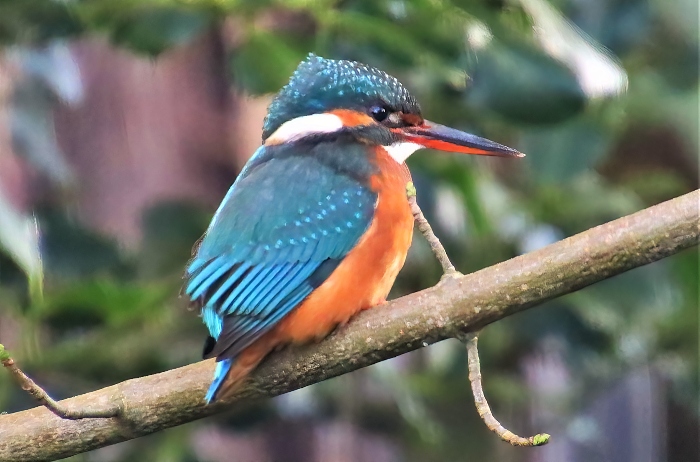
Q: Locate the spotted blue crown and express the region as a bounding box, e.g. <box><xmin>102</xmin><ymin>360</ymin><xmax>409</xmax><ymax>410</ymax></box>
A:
<box><xmin>262</xmin><ymin>54</ymin><xmax>420</xmax><ymax>140</ymax></box>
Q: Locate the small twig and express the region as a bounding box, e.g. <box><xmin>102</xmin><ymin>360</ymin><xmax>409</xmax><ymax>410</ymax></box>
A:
<box><xmin>461</xmin><ymin>333</ymin><xmax>550</xmax><ymax>447</ymax></box>
<box><xmin>406</xmin><ymin>182</ymin><xmax>459</xmax><ymax>277</ymax></box>
<box><xmin>0</xmin><ymin>344</ymin><xmax>120</xmax><ymax>420</ymax></box>
<box><xmin>407</xmin><ymin>182</ymin><xmax>547</xmax><ymax>446</ymax></box>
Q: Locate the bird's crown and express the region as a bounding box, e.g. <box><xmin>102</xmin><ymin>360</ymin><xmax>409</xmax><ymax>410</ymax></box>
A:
<box><xmin>262</xmin><ymin>54</ymin><xmax>420</xmax><ymax>140</ymax></box>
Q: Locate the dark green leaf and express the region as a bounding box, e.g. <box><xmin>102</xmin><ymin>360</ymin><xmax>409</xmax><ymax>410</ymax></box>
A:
<box><xmin>229</xmin><ymin>31</ymin><xmax>308</xmax><ymax>95</ymax></box>
<box><xmin>466</xmin><ymin>39</ymin><xmax>586</xmax><ymax>125</ymax></box>
<box><xmin>109</xmin><ymin>7</ymin><xmax>211</xmax><ymax>56</ymax></box>
<box><xmin>521</xmin><ymin>118</ymin><xmax>609</xmax><ymax>182</ymax></box>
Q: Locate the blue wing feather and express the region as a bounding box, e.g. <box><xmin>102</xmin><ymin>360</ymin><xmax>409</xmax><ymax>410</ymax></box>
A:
<box><xmin>247</xmin><ymin>263</ymin><xmax>295</xmax><ymax>311</ymax></box>
<box><xmin>206</xmin><ymin>262</ymin><xmax>252</xmax><ymax>307</ymax></box>
<box><xmin>220</xmin><ymin>265</ymin><xmax>268</xmax><ymax>313</ymax></box>
<box><xmin>183</xmin><ymin>145</ymin><xmax>378</xmax><ymax>401</ymax></box>
<box><xmin>186</xmin><ymin>257</ymin><xmax>229</xmax><ymax>297</ymax></box>
<box><xmin>220</xmin><ymin>282</ymin><xmax>315</xmax><ymax>360</ymax></box>
<box><xmin>245</xmin><ymin>264</ymin><xmax>289</xmax><ymax>308</ymax></box>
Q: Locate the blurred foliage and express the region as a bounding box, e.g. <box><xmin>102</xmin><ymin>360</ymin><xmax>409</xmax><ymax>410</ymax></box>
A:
<box><xmin>0</xmin><ymin>0</ymin><xmax>697</xmax><ymax>461</ymax></box>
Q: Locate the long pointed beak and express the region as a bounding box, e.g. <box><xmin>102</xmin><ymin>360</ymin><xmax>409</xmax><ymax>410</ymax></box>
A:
<box><xmin>399</xmin><ymin>120</ymin><xmax>524</xmax><ymax>158</ymax></box>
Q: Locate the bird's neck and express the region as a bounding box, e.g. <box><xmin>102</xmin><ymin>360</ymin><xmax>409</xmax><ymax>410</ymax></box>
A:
<box><xmin>247</xmin><ymin>138</ymin><xmax>411</xmax><ymax>196</ymax></box>
<box><xmin>368</xmin><ymin>145</ymin><xmax>412</xmax><ymax>194</ymax></box>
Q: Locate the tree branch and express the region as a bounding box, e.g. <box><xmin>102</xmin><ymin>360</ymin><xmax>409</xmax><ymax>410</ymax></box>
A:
<box><xmin>0</xmin><ymin>190</ymin><xmax>697</xmax><ymax>462</ymax></box>
<box><xmin>0</xmin><ymin>346</ymin><xmax>120</xmax><ymax>420</ymax></box>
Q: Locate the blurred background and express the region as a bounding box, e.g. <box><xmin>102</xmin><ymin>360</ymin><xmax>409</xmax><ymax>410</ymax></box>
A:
<box><xmin>0</xmin><ymin>0</ymin><xmax>697</xmax><ymax>461</ymax></box>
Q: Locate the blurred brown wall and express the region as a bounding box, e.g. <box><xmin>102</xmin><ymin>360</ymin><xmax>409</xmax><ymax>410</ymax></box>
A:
<box><xmin>0</xmin><ymin>28</ymin><xmax>272</xmax><ymax>346</ymax></box>
<box><xmin>51</xmin><ymin>30</ymin><xmax>269</xmax><ymax>245</ymax></box>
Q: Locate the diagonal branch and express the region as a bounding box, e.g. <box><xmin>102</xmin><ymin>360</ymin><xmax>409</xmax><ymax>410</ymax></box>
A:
<box><xmin>0</xmin><ymin>190</ymin><xmax>698</xmax><ymax>462</ymax></box>
<box><xmin>0</xmin><ymin>347</ymin><xmax>120</xmax><ymax>420</ymax></box>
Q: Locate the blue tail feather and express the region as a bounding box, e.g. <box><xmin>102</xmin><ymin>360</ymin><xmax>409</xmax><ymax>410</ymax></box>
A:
<box><xmin>206</xmin><ymin>358</ymin><xmax>233</xmax><ymax>403</ymax></box>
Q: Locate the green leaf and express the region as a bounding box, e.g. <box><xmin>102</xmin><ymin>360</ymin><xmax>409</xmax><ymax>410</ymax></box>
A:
<box><xmin>324</xmin><ymin>11</ymin><xmax>425</xmax><ymax>64</ymax></box>
<box><xmin>229</xmin><ymin>31</ymin><xmax>308</xmax><ymax>95</ymax></box>
<box><xmin>465</xmin><ymin>39</ymin><xmax>586</xmax><ymax>125</ymax></box>
<box><xmin>38</xmin><ymin>278</ymin><xmax>171</xmax><ymax>331</ymax></box>
<box><xmin>520</xmin><ymin>118</ymin><xmax>610</xmax><ymax>183</ymax></box>
<box><xmin>37</xmin><ymin>208</ymin><xmax>125</xmax><ymax>280</ymax></box>
<box><xmin>0</xmin><ymin>0</ymin><xmax>83</xmax><ymax>45</ymax></box>
<box><xmin>109</xmin><ymin>7</ymin><xmax>211</xmax><ymax>56</ymax></box>
<box><xmin>139</xmin><ymin>202</ymin><xmax>212</xmax><ymax>278</ymax></box>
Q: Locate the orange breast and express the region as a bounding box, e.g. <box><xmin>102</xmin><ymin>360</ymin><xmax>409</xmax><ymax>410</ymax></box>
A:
<box><xmin>272</xmin><ymin>147</ymin><xmax>414</xmax><ymax>344</ymax></box>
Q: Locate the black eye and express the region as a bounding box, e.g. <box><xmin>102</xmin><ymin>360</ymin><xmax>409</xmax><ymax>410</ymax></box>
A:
<box><xmin>370</xmin><ymin>106</ymin><xmax>389</xmax><ymax>122</ymax></box>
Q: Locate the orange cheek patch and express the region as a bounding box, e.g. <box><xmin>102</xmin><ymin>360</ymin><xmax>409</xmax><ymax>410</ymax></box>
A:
<box><xmin>329</xmin><ymin>109</ymin><xmax>375</xmax><ymax>127</ymax></box>
<box><xmin>401</xmin><ymin>113</ymin><xmax>423</xmax><ymax>125</ymax></box>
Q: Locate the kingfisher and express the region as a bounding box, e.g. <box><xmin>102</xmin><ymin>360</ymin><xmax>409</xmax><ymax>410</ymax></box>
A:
<box><xmin>183</xmin><ymin>54</ymin><xmax>523</xmax><ymax>403</ymax></box>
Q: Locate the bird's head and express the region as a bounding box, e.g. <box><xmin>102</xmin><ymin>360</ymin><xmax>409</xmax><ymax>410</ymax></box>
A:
<box><xmin>262</xmin><ymin>54</ymin><xmax>523</xmax><ymax>163</ymax></box>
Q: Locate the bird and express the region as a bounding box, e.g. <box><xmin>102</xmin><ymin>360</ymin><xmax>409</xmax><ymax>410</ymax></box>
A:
<box><xmin>183</xmin><ymin>54</ymin><xmax>523</xmax><ymax>403</ymax></box>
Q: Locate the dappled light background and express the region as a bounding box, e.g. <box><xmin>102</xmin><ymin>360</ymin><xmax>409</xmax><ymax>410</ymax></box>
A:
<box><xmin>0</xmin><ymin>1</ymin><xmax>697</xmax><ymax>461</ymax></box>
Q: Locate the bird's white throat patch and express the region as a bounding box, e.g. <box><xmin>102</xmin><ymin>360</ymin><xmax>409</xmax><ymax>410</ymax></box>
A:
<box><xmin>265</xmin><ymin>113</ymin><xmax>344</xmax><ymax>145</ymax></box>
<box><xmin>384</xmin><ymin>142</ymin><xmax>424</xmax><ymax>164</ymax></box>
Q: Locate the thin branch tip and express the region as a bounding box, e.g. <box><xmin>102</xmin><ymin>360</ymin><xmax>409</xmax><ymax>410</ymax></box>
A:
<box><xmin>1</xmin><ymin>346</ymin><xmax>120</xmax><ymax>420</ymax></box>
<box><xmin>532</xmin><ymin>433</ymin><xmax>551</xmax><ymax>446</ymax></box>
<box><xmin>405</xmin><ymin>181</ymin><xmax>417</xmax><ymax>198</ymax></box>
<box><xmin>0</xmin><ymin>344</ymin><xmax>8</xmax><ymax>361</ymax></box>
<box><xmin>464</xmin><ymin>334</ymin><xmax>550</xmax><ymax>447</ymax></box>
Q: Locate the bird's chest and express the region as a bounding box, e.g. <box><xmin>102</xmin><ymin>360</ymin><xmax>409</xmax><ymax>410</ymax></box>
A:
<box><xmin>272</xmin><ymin>148</ymin><xmax>413</xmax><ymax>343</ymax></box>
<box><xmin>361</xmin><ymin>149</ymin><xmax>414</xmax><ymax>302</ymax></box>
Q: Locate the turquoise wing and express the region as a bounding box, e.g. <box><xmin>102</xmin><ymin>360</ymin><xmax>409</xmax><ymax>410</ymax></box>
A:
<box><xmin>184</xmin><ymin>148</ymin><xmax>377</xmax><ymax>366</ymax></box>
